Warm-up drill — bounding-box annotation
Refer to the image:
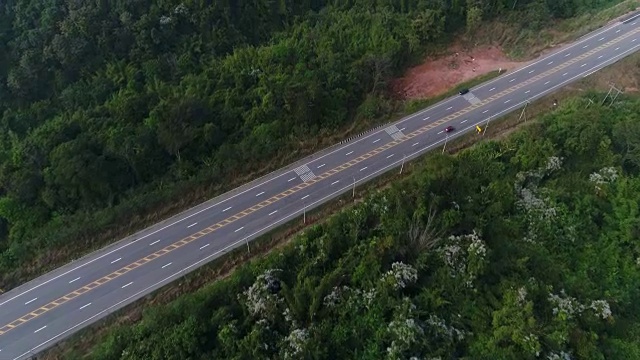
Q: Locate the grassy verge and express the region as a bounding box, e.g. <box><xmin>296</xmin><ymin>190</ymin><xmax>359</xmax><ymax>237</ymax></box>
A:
<box><xmin>38</xmin><ymin>33</ymin><xmax>640</xmax><ymax>360</ymax></box>
<box><xmin>474</xmin><ymin>0</ymin><xmax>638</xmax><ymax>59</ymax></box>
<box><xmin>402</xmin><ymin>70</ymin><xmax>502</xmax><ymax>114</ymax></box>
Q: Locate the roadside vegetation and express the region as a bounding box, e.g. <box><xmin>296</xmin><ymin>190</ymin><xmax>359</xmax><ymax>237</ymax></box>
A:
<box><xmin>56</xmin><ymin>92</ymin><xmax>640</xmax><ymax>359</ymax></box>
<box><xmin>0</xmin><ymin>0</ymin><xmax>633</xmax><ymax>291</ymax></box>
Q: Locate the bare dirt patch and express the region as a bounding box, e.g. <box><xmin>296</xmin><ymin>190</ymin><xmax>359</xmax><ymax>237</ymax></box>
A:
<box><xmin>392</xmin><ymin>45</ymin><xmax>526</xmax><ymax>99</ymax></box>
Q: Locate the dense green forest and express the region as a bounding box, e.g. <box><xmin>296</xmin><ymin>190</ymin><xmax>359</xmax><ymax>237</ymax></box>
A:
<box><xmin>0</xmin><ymin>0</ymin><xmax>627</xmax><ymax>289</ymax></box>
<box><xmin>78</xmin><ymin>93</ymin><xmax>640</xmax><ymax>359</ymax></box>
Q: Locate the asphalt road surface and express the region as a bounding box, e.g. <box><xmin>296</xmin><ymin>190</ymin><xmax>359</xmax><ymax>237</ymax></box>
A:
<box><xmin>1</xmin><ymin>13</ymin><xmax>640</xmax><ymax>359</ymax></box>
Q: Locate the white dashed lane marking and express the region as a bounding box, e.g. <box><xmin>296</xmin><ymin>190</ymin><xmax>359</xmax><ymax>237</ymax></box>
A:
<box><xmin>161</xmin><ymin>262</ymin><xmax>172</xmax><ymax>269</ymax></box>
<box><xmin>24</xmin><ymin>298</ymin><xmax>37</xmax><ymax>305</ymax></box>
<box><xmin>345</xmin><ymin>151</ymin><xmax>353</xmax><ymax>156</ymax></box>
<box><xmin>200</xmin><ymin>244</ymin><xmax>210</xmax><ymax>250</ymax></box>
<box><xmin>69</xmin><ymin>277</ymin><xmax>80</xmax><ymax>284</ymax></box>
<box><xmin>223</xmin><ymin>206</ymin><xmax>232</xmax><ymax>212</ymax></box>
<box><xmin>79</xmin><ymin>303</ymin><xmax>92</xmax><ymax>310</ymax></box>
<box><xmin>111</xmin><ymin>258</ymin><xmax>121</xmax><ymax>264</ymax></box>
<box><xmin>34</xmin><ymin>326</ymin><xmax>46</xmax><ymax>334</ymax></box>
<box><xmin>122</xmin><ymin>282</ymin><xmax>132</xmax><ymax>289</ymax></box>
<box><xmin>269</xmin><ymin>210</ymin><xmax>278</xmax><ymax>216</ymax></box>
<box><xmin>187</xmin><ymin>223</ymin><xmax>197</xmax><ymax>228</ymax></box>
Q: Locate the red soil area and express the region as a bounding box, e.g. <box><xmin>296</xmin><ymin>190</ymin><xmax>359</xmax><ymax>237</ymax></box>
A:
<box><xmin>392</xmin><ymin>45</ymin><xmax>527</xmax><ymax>99</ymax></box>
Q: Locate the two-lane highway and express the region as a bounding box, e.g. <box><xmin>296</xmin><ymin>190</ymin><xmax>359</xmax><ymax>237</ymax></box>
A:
<box><xmin>2</xmin><ymin>12</ymin><xmax>640</xmax><ymax>359</ymax></box>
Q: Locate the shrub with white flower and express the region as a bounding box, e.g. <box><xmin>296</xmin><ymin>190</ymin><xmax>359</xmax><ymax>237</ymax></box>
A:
<box><xmin>437</xmin><ymin>230</ymin><xmax>488</xmax><ymax>287</ymax></box>
<box><xmin>386</xmin><ymin>298</ymin><xmax>423</xmax><ymax>360</ymax></box>
<box><xmin>522</xmin><ymin>333</ymin><xmax>541</xmax><ymax>357</ymax></box>
<box><xmin>545</xmin><ymin>156</ymin><xmax>564</xmax><ymax>172</ymax></box>
<box><xmin>323</xmin><ymin>286</ymin><xmax>343</xmax><ymax>308</ymax></box>
<box><xmin>548</xmin><ymin>290</ymin><xmax>614</xmax><ymax>323</ymax></box>
<box><xmin>517</xmin><ymin>286</ymin><xmax>528</xmax><ymax>306</ymax></box>
<box><xmin>425</xmin><ymin>314</ymin><xmax>466</xmax><ymax>341</ymax></box>
<box><xmin>282</xmin><ymin>328</ymin><xmax>309</xmax><ymax>359</ymax></box>
<box><xmin>240</xmin><ymin>269</ymin><xmax>284</xmax><ymax>319</ymax></box>
<box><xmin>589</xmin><ymin>167</ymin><xmax>619</xmax><ymax>185</ymax></box>
<box><xmin>548</xmin><ymin>290</ymin><xmax>585</xmax><ymax>320</ymax></box>
<box><xmin>589</xmin><ymin>299</ymin><xmax>612</xmax><ymax>319</ymax></box>
<box><xmin>382</xmin><ymin>262</ymin><xmax>418</xmax><ymax>290</ymax></box>
<box><xmin>547</xmin><ymin>351</ymin><xmax>572</xmax><ymax>360</ymax></box>
<box><xmin>173</xmin><ymin>3</ymin><xmax>188</xmax><ymax>15</ymax></box>
<box><xmin>326</xmin><ymin>286</ymin><xmax>377</xmax><ymax>312</ymax></box>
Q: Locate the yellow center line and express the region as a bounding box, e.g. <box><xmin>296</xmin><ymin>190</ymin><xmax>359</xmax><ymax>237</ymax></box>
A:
<box><xmin>0</xmin><ymin>26</ymin><xmax>637</xmax><ymax>337</ymax></box>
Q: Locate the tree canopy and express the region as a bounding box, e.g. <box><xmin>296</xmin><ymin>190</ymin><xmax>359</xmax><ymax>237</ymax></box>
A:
<box><xmin>81</xmin><ymin>93</ymin><xmax>640</xmax><ymax>359</ymax></box>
